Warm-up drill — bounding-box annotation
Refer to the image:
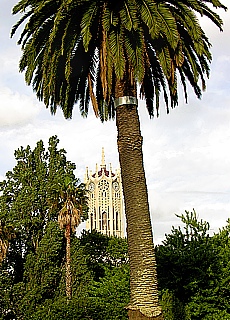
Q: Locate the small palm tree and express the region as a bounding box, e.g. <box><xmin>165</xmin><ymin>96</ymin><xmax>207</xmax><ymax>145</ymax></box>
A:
<box><xmin>58</xmin><ymin>179</ymin><xmax>88</xmax><ymax>299</ymax></box>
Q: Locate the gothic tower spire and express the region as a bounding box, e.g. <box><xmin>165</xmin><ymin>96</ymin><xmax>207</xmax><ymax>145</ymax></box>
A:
<box><xmin>85</xmin><ymin>149</ymin><xmax>124</xmax><ymax>237</ymax></box>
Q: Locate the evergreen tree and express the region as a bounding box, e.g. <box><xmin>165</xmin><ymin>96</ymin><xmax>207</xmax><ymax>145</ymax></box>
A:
<box><xmin>156</xmin><ymin>210</ymin><xmax>230</xmax><ymax>319</ymax></box>
<box><xmin>186</xmin><ymin>219</ymin><xmax>230</xmax><ymax>319</ymax></box>
<box><xmin>0</xmin><ymin>136</ymin><xmax>86</xmax><ymax>282</ymax></box>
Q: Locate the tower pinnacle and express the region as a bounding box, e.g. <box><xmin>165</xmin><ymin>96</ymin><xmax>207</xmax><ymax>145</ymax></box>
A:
<box><xmin>101</xmin><ymin>147</ymin><xmax>106</xmax><ymax>170</ymax></box>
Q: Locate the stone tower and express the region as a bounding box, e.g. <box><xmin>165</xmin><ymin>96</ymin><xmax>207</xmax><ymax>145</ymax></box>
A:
<box><xmin>84</xmin><ymin>148</ymin><xmax>124</xmax><ymax>237</ymax></box>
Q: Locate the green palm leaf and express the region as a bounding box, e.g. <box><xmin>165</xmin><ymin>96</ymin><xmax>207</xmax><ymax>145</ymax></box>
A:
<box><xmin>109</xmin><ymin>27</ymin><xmax>126</xmax><ymax>80</ymax></box>
<box><xmin>81</xmin><ymin>1</ymin><xmax>98</xmax><ymax>52</ymax></box>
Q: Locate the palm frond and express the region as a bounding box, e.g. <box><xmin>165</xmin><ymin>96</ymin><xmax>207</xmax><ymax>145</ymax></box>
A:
<box><xmin>137</xmin><ymin>0</ymin><xmax>159</xmax><ymax>38</ymax></box>
<box><xmin>88</xmin><ymin>73</ymin><xmax>99</xmax><ymax>118</ymax></box>
<box><xmin>120</xmin><ymin>0</ymin><xmax>138</xmax><ymax>31</ymax></box>
<box><xmin>11</xmin><ymin>0</ymin><xmax>226</xmax><ymax>119</ymax></box>
<box><xmin>157</xmin><ymin>3</ymin><xmax>179</xmax><ymax>50</ymax></box>
<box><xmin>81</xmin><ymin>1</ymin><xmax>98</xmax><ymax>52</ymax></box>
<box><xmin>58</xmin><ymin>200</ymin><xmax>81</xmax><ymax>232</ymax></box>
<box><xmin>109</xmin><ymin>27</ymin><xmax>126</xmax><ymax>80</ymax></box>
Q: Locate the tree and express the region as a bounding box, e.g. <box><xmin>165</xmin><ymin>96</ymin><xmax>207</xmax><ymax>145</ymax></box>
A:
<box><xmin>186</xmin><ymin>219</ymin><xmax>230</xmax><ymax>320</ymax></box>
<box><xmin>58</xmin><ymin>179</ymin><xmax>88</xmax><ymax>299</ymax></box>
<box><xmin>0</xmin><ymin>226</ymin><xmax>130</xmax><ymax>320</ymax></box>
<box><xmin>16</xmin><ymin>221</ymin><xmax>65</xmax><ymax>319</ymax></box>
<box><xmin>0</xmin><ymin>136</ymin><xmax>85</xmax><ymax>283</ymax></box>
<box><xmin>77</xmin><ymin>231</ymin><xmax>130</xmax><ymax>320</ymax></box>
<box><xmin>11</xmin><ymin>1</ymin><xmax>226</xmax><ymax>318</ymax></box>
<box><xmin>0</xmin><ymin>137</ymin><xmax>89</xmax><ymax>319</ymax></box>
<box><xmin>156</xmin><ymin>210</ymin><xmax>217</xmax><ymax>302</ymax></box>
<box><xmin>156</xmin><ymin>210</ymin><xmax>230</xmax><ymax>319</ymax></box>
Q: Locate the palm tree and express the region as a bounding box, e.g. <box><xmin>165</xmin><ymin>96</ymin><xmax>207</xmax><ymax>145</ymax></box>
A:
<box><xmin>11</xmin><ymin>1</ymin><xmax>226</xmax><ymax>318</ymax></box>
<box><xmin>58</xmin><ymin>179</ymin><xmax>88</xmax><ymax>299</ymax></box>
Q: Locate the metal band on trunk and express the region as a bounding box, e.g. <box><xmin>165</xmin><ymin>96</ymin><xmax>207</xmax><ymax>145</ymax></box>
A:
<box><xmin>114</xmin><ymin>96</ymin><xmax>138</xmax><ymax>108</ymax></box>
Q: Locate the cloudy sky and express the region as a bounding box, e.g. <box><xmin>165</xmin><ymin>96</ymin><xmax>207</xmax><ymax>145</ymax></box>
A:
<box><xmin>0</xmin><ymin>0</ymin><xmax>229</xmax><ymax>243</ymax></box>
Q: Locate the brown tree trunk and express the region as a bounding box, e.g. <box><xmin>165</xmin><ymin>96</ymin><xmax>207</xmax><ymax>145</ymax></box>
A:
<box><xmin>65</xmin><ymin>223</ymin><xmax>72</xmax><ymax>299</ymax></box>
<box><xmin>115</xmin><ymin>76</ymin><xmax>163</xmax><ymax>320</ymax></box>
<box><xmin>128</xmin><ymin>310</ymin><xmax>164</xmax><ymax>320</ymax></box>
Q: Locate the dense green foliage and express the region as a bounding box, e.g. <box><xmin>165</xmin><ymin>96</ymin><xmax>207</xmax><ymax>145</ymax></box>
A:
<box><xmin>1</xmin><ymin>205</ymin><xmax>229</xmax><ymax>319</ymax></box>
<box><xmin>0</xmin><ymin>140</ymin><xmax>229</xmax><ymax>319</ymax></box>
<box><xmin>0</xmin><ymin>225</ymin><xmax>129</xmax><ymax>320</ymax></box>
<box><xmin>0</xmin><ymin>136</ymin><xmax>87</xmax><ymax>274</ymax></box>
<box><xmin>157</xmin><ymin>210</ymin><xmax>230</xmax><ymax>319</ymax></box>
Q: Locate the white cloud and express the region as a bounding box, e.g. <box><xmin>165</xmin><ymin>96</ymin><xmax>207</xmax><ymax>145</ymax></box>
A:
<box><xmin>0</xmin><ymin>108</ymin><xmax>119</xmax><ymax>183</ymax></box>
<box><xmin>0</xmin><ymin>50</ymin><xmax>19</xmax><ymax>76</ymax></box>
<box><xmin>0</xmin><ymin>87</ymin><xmax>41</xmax><ymax>127</ymax></box>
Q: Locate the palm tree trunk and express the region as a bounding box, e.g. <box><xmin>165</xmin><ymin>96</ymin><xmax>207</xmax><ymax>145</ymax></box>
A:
<box><xmin>115</xmin><ymin>78</ymin><xmax>163</xmax><ymax>320</ymax></box>
<box><xmin>65</xmin><ymin>223</ymin><xmax>72</xmax><ymax>299</ymax></box>
<box><xmin>0</xmin><ymin>239</ymin><xmax>8</xmax><ymax>264</ymax></box>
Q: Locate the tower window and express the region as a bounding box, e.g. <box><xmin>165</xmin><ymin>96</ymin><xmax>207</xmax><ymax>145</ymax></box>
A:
<box><xmin>102</xmin><ymin>211</ymin><xmax>107</xmax><ymax>230</ymax></box>
<box><xmin>90</xmin><ymin>213</ymin><xmax>93</xmax><ymax>231</ymax></box>
<box><xmin>116</xmin><ymin>211</ymin><xmax>119</xmax><ymax>230</ymax></box>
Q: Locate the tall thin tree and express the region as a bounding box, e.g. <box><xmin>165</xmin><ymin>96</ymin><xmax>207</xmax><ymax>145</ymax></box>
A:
<box><xmin>12</xmin><ymin>1</ymin><xmax>226</xmax><ymax>318</ymax></box>
<box><xmin>58</xmin><ymin>179</ymin><xmax>88</xmax><ymax>299</ymax></box>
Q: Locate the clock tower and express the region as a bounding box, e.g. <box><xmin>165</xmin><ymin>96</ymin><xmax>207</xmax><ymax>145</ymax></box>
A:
<box><xmin>84</xmin><ymin>148</ymin><xmax>124</xmax><ymax>237</ymax></box>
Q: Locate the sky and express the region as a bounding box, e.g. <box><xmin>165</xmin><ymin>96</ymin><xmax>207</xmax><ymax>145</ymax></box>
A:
<box><xmin>0</xmin><ymin>0</ymin><xmax>230</xmax><ymax>244</ymax></box>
